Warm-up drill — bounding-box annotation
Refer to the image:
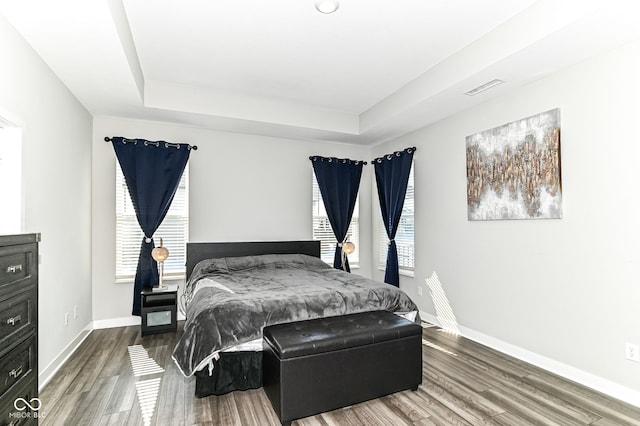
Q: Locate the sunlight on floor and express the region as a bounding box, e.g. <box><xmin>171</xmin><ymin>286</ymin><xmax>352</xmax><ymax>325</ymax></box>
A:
<box><xmin>128</xmin><ymin>345</ymin><xmax>164</xmax><ymax>425</ymax></box>
<box><xmin>422</xmin><ymin>338</ymin><xmax>458</xmax><ymax>356</ymax></box>
<box><xmin>127</xmin><ymin>345</ymin><xmax>165</xmax><ymax>377</ymax></box>
<box><xmin>134</xmin><ymin>378</ymin><xmax>161</xmax><ymax>426</ymax></box>
<box><xmin>425</xmin><ymin>271</ymin><xmax>460</xmax><ymax>335</ymax></box>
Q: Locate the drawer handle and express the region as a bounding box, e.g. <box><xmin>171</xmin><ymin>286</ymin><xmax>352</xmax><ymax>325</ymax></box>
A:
<box><xmin>7</xmin><ymin>315</ymin><xmax>22</xmax><ymax>326</ymax></box>
<box><xmin>6</xmin><ymin>264</ymin><xmax>23</xmax><ymax>274</ymax></box>
<box><xmin>9</xmin><ymin>366</ymin><xmax>23</xmax><ymax>379</ymax></box>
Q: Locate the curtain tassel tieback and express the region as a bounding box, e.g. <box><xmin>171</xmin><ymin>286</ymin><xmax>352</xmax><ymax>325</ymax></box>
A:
<box><xmin>338</xmin><ymin>241</ymin><xmax>348</xmax><ymax>271</ymax></box>
<box><xmin>388</xmin><ymin>239</ymin><xmax>395</xmax><ymax>246</ymax></box>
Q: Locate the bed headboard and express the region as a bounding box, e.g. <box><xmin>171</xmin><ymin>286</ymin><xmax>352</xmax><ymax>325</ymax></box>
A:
<box><xmin>185</xmin><ymin>240</ymin><xmax>321</xmax><ymax>279</ymax></box>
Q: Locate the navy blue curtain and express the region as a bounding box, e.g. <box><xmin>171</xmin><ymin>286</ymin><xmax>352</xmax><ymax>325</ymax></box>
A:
<box><xmin>311</xmin><ymin>156</ymin><xmax>365</xmax><ymax>272</ymax></box>
<box><xmin>111</xmin><ymin>137</ymin><xmax>192</xmax><ymax>316</ymax></box>
<box><xmin>374</xmin><ymin>147</ymin><xmax>415</xmax><ymax>286</ymax></box>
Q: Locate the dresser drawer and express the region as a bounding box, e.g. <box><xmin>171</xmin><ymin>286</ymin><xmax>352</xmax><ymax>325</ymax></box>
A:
<box><xmin>0</xmin><ymin>235</ymin><xmax>38</xmax><ymax>426</ymax></box>
<box><xmin>0</xmin><ymin>245</ymin><xmax>36</xmax><ymax>296</ymax></box>
<box><xmin>0</xmin><ymin>291</ymin><xmax>36</xmax><ymax>357</ymax></box>
<box><xmin>0</xmin><ymin>371</ymin><xmax>37</xmax><ymax>426</ymax></box>
<box><xmin>0</xmin><ymin>336</ymin><xmax>36</xmax><ymax>403</ymax></box>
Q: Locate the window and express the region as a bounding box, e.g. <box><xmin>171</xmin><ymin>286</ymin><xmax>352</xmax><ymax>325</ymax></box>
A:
<box><xmin>379</xmin><ymin>164</ymin><xmax>414</xmax><ymax>272</ymax></box>
<box><xmin>312</xmin><ymin>174</ymin><xmax>359</xmax><ymax>267</ymax></box>
<box><xmin>116</xmin><ymin>164</ymin><xmax>189</xmax><ymax>281</ymax></box>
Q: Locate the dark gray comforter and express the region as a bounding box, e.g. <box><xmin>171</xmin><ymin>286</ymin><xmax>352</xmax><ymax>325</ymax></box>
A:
<box><xmin>172</xmin><ymin>254</ymin><xmax>419</xmax><ymax>377</ymax></box>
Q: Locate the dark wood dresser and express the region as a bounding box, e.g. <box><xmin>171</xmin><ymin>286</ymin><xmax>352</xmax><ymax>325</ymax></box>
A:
<box><xmin>0</xmin><ymin>234</ymin><xmax>39</xmax><ymax>426</ymax></box>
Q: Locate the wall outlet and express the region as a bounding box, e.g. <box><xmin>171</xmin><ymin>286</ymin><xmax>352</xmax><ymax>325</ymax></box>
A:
<box><xmin>73</xmin><ymin>305</ymin><xmax>78</xmax><ymax>319</ymax></box>
<box><xmin>417</xmin><ymin>286</ymin><xmax>423</xmax><ymax>296</ymax></box>
<box><xmin>625</xmin><ymin>342</ymin><xmax>639</xmax><ymax>362</ymax></box>
<box><xmin>64</xmin><ymin>312</ymin><xmax>69</xmax><ymax>326</ymax></box>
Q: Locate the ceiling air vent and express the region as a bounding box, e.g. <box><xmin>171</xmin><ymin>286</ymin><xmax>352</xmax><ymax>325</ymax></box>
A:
<box><xmin>464</xmin><ymin>79</ymin><xmax>504</xmax><ymax>96</ymax></box>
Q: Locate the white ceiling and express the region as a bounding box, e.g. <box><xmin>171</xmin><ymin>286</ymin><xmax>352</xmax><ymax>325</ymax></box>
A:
<box><xmin>1</xmin><ymin>0</ymin><xmax>640</xmax><ymax>145</ymax></box>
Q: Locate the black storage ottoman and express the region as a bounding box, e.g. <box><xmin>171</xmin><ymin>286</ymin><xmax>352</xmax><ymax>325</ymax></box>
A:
<box><xmin>262</xmin><ymin>311</ymin><xmax>422</xmax><ymax>426</ymax></box>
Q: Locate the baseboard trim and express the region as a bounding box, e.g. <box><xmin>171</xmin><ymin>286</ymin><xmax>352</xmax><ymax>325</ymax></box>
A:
<box><xmin>39</xmin><ymin>323</ymin><xmax>93</xmax><ymax>391</ymax></box>
<box><xmin>91</xmin><ymin>314</ymin><xmax>184</xmax><ymax>329</ymax></box>
<box><xmin>420</xmin><ymin>311</ymin><xmax>640</xmax><ymax>408</ymax></box>
<box><xmin>92</xmin><ymin>316</ymin><xmax>141</xmax><ymax>329</ymax></box>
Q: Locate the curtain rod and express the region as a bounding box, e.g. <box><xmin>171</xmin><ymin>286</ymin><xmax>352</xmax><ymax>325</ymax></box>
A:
<box><xmin>373</xmin><ymin>146</ymin><xmax>416</xmax><ymax>163</ymax></box>
<box><xmin>309</xmin><ymin>155</ymin><xmax>367</xmax><ymax>165</ymax></box>
<box><xmin>104</xmin><ymin>137</ymin><xmax>198</xmax><ymax>150</ymax></box>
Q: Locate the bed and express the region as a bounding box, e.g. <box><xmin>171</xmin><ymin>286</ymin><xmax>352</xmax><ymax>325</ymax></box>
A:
<box><xmin>171</xmin><ymin>240</ymin><xmax>419</xmax><ymax>397</ymax></box>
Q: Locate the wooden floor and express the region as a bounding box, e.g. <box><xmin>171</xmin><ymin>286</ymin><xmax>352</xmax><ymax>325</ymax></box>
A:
<box><xmin>38</xmin><ymin>322</ymin><xmax>640</xmax><ymax>425</ymax></box>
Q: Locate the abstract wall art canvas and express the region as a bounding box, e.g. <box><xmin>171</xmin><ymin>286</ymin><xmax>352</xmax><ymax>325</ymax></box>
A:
<box><xmin>466</xmin><ymin>108</ymin><xmax>562</xmax><ymax>221</ymax></box>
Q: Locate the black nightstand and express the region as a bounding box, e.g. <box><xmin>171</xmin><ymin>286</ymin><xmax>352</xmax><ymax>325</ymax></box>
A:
<box><xmin>140</xmin><ymin>288</ymin><xmax>177</xmax><ymax>336</ymax></box>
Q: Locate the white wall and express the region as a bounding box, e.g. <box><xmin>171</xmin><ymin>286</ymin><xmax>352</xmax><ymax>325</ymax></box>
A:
<box><xmin>373</xmin><ymin>39</ymin><xmax>640</xmax><ymax>403</ymax></box>
<box><xmin>92</xmin><ymin>116</ymin><xmax>372</xmax><ymax>321</ymax></box>
<box><xmin>0</xmin><ymin>15</ymin><xmax>93</xmax><ymax>384</ymax></box>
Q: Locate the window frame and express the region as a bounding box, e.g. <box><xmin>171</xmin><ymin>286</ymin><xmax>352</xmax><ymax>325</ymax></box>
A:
<box><xmin>378</xmin><ymin>163</ymin><xmax>414</xmax><ymax>274</ymax></box>
<box><xmin>312</xmin><ymin>173</ymin><xmax>360</xmax><ymax>268</ymax></box>
<box><xmin>115</xmin><ymin>164</ymin><xmax>189</xmax><ymax>282</ymax></box>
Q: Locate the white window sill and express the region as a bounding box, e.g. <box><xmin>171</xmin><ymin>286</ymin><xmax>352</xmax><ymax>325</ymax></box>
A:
<box><xmin>377</xmin><ymin>267</ymin><xmax>414</xmax><ymax>278</ymax></box>
<box><xmin>400</xmin><ymin>269</ymin><xmax>414</xmax><ymax>277</ymax></box>
<box><xmin>116</xmin><ymin>275</ymin><xmax>185</xmax><ymax>285</ymax></box>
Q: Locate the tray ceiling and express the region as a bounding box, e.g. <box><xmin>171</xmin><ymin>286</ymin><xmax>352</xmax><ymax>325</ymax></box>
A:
<box><xmin>1</xmin><ymin>0</ymin><xmax>639</xmax><ymax>145</ymax></box>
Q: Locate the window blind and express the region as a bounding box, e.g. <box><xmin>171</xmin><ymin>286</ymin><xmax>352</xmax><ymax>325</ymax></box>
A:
<box><xmin>116</xmin><ymin>164</ymin><xmax>189</xmax><ymax>281</ymax></box>
<box><xmin>312</xmin><ymin>174</ymin><xmax>359</xmax><ymax>267</ymax></box>
<box><xmin>379</xmin><ymin>164</ymin><xmax>414</xmax><ymax>271</ymax></box>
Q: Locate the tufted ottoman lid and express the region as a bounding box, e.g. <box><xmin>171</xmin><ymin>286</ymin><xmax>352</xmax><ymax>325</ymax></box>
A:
<box><xmin>263</xmin><ymin>310</ymin><xmax>421</xmax><ymax>360</ymax></box>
